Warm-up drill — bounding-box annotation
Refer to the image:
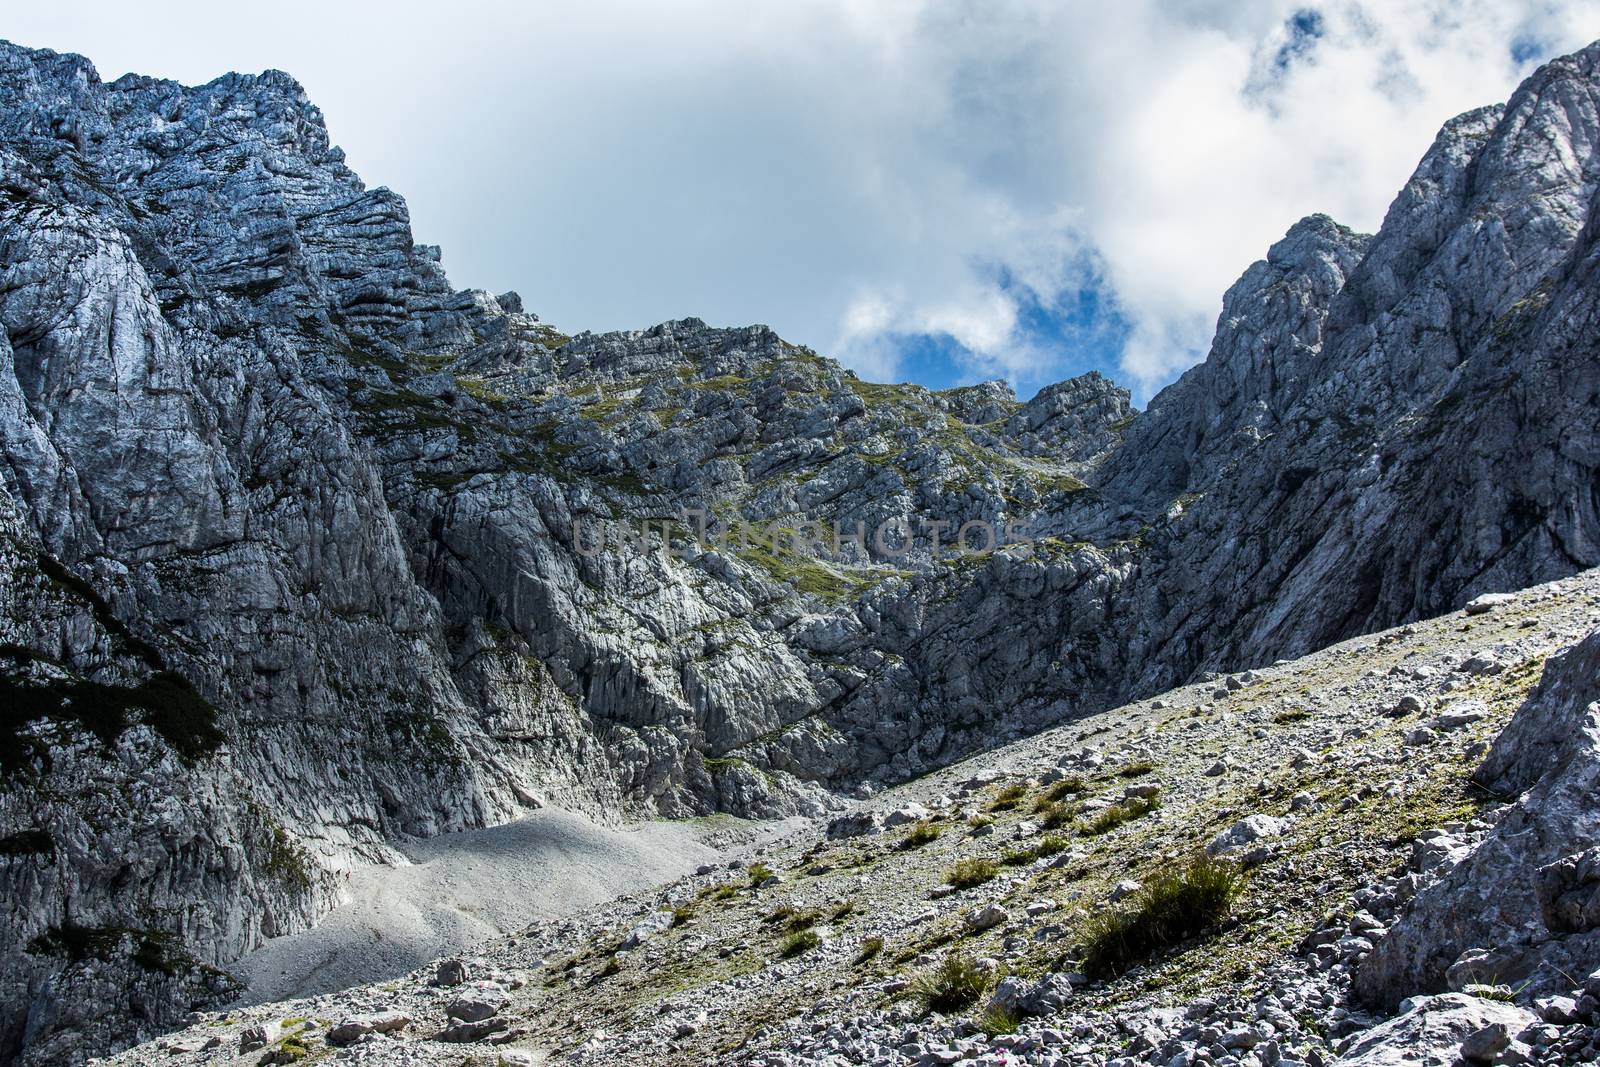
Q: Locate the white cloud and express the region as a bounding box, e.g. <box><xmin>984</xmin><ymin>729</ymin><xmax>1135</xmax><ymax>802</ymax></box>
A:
<box><xmin>7</xmin><ymin>1</ymin><xmax>1600</xmax><ymax>397</ymax></box>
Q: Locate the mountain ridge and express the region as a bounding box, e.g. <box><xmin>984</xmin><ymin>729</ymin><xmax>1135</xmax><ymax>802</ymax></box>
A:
<box><xmin>0</xmin><ymin>34</ymin><xmax>1597</xmax><ymax>1064</ymax></box>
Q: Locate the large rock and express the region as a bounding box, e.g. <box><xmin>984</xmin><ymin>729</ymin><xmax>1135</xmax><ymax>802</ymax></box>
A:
<box><xmin>1332</xmin><ymin>993</ymin><xmax>1535</xmax><ymax>1066</ymax></box>
<box><xmin>1358</xmin><ymin>628</ymin><xmax>1600</xmax><ymax>1006</ymax></box>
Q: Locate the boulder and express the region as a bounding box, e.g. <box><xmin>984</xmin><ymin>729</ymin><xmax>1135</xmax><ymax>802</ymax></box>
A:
<box><xmin>327</xmin><ymin>1011</ymin><xmax>411</xmax><ymax>1046</ymax></box>
<box><xmin>883</xmin><ymin>804</ymin><xmax>931</xmax><ymax>828</ymax></box>
<box><xmin>434</xmin><ymin>958</ymin><xmax>470</xmax><ymax>987</ymax></box>
<box><xmin>1465</xmin><ymin>593</ymin><xmax>1517</xmax><ymax>615</ymax></box>
<box><xmin>446</xmin><ymin>988</ymin><xmax>509</xmax><ymax>1023</ymax></box>
<box><xmin>1208</xmin><ymin>815</ymin><xmax>1288</xmax><ymax>856</ymax></box>
<box><xmin>826</xmin><ymin>812</ymin><xmax>884</xmax><ymax>840</ymax></box>
<box><xmin>1332</xmin><ymin>993</ymin><xmax>1533</xmax><ymax>1065</ymax></box>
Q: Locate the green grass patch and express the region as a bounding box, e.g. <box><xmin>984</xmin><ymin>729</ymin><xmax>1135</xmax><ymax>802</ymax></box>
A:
<box><xmin>1034</xmin><ymin>833</ymin><xmax>1070</xmax><ymax>858</ymax></box>
<box><xmin>854</xmin><ymin>936</ymin><xmax>884</xmax><ymax>965</ymax></box>
<box><xmin>979</xmin><ymin>1003</ymin><xmax>1021</xmax><ymax>1035</ymax></box>
<box><xmin>989</xmin><ymin>783</ymin><xmax>1028</xmax><ymax>811</ymax></box>
<box><xmin>1039</xmin><ymin>800</ymin><xmax>1083</xmax><ymax>831</ymax></box>
<box><xmin>778</xmin><ymin>929</ymin><xmax>820</xmax><ymax>958</ymax></box>
<box><xmin>911</xmin><ymin>952</ymin><xmax>989</xmax><ymax>1014</ymax></box>
<box><xmin>1080</xmin><ymin>855</ymin><xmax>1244</xmax><ymax>978</ymax></box>
<box><xmin>1077</xmin><ymin>796</ymin><xmax>1160</xmax><ymax>836</ymax></box>
<box><xmin>945</xmin><ymin>858</ymin><xmax>1000</xmax><ymax>889</ymax></box>
<box><xmin>1037</xmin><ymin>777</ymin><xmax>1087</xmax><ymax>806</ymax></box>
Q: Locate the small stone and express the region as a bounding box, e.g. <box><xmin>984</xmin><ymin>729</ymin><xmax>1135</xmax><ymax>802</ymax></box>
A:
<box><xmin>1461</xmin><ymin>1022</ymin><xmax>1512</xmax><ymax>1063</ymax></box>
<box><xmin>1534</xmin><ymin>995</ymin><xmax>1579</xmax><ymax>1024</ymax></box>
<box><xmin>1433</xmin><ymin>701</ymin><xmax>1488</xmax><ymax>730</ymax></box>
<box><xmin>1394</xmin><ymin>693</ymin><xmax>1425</xmax><ymax>715</ymax></box>
<box><xmin>438</xmin><ymin>1018</ymin><xmax>510</xmax><ymax>1043</ymax></box>
<box><xmin>1208</xmin><ymin>815</ymin><xmax>1287</xmax><ymax>856</ymax></box>
<box><xmin>434</xmin><ymin>958</ymin><xmax>470</xmax><ymax>987</ymax></box>
<box><xmin>883</xmin><ymin>804</ymin><xmax>930</xmax><ymax>828</ymax></box>
<box><xmin>1465</xmin><ymin>592</ymin><xmax>1515</xmax><ymax>615</ymax></box>
<box><xmin>239</xmin><ymin>1022</ymin><xmax>281</xmax><ymax>1053</ymax></box>
<box><xmin>1109</xmin><ymin>879</ymin><xmax>1142</xmax><ymax>902</ymax></box>
<box><xmin>826</xmin><ymin>811</ymin><xmax>884</xmax><ymax>839</ymax></box>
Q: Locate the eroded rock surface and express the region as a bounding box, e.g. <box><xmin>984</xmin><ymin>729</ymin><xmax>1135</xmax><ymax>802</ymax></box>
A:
<box><xmin>2</xmin><ymin>33</ymin><xmax>1600</xmax><ymax>1065</ymax></box>
<box><xmin>1358</xmin><ymin>628</ymin><xmax>1600</xmax><ymax>1006</ymax></box>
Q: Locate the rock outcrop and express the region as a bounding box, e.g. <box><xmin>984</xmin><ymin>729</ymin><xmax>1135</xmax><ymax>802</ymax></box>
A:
<box><xmin>1358</xmin><ymin>627</ymin><xmax>1600</xmax><ymax>1006</ymax></box>
<box><xmin>1</xmin><ymin>32</ymin><xmax>1599</xmax><ymax>1065</ymax></box>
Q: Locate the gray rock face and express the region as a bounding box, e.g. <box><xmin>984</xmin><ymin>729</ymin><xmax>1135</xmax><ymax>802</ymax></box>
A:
<box><xmin>1357</xmin><ymin>626</ymin><xmax>1600</xmax><ymax>1006</ymax></box>
<box><xmin>1331</xmin><ymin>993</ymin><xmax>1534</xmax><ymax>1066</ymax></box>
<box><xmin>0</xmin><ymin>33</ymin><xmax>1598</xmax><ymax>1065</ymax></box>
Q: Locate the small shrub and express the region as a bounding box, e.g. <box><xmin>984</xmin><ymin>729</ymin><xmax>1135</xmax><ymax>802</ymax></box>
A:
<box><xmin>989</xmin><ymin>783</ymin><xmax>1028</xmax><ymax>811</ymax></box>
<box><xmin>1273</xmin><ymin>709</ymin><xmax>1312</xmax><ymax>725</ymax></box>
<box><xmin>704</xmin><ymin>882</ymin><xmax>737</xmax><ymax>901</ymax></box>
<box><xmin>1039</xmin><ymin>800</ymin><xmax>1083</xmax><ymax>831</ymax></box>
<box><xmin>854</xmin><ymin>935</ymin><xmax>884</xmax><ymax>964</ymax></box>
<box><xmin>1116</xmin><ymin>760</ymin><xmax>1158</xmax><ymax>778</ymax></box>
<box><xmin>1001</xmin><ymin>847</ymin><xmax>1036</xmax><ymax>867</ymax></box>
<box><xmin>747</xmin><ymin>862</ymin><xmax>774</xmax><ymax>886</ymax></box>
<box><xmin>828</xmin><ymin>901</ymin><xmax>856</xmax><ymax>924</ymax></box>
<box><xmin>778</xmin><ymin>929</ymin><xmax>820</xmax><ymax>957</ymax></box>
<box><xmin>765</xmin><ymin>904</ymin><xmax>820</xmax><ymax>932</ymax></box>
<box><xmin>1034</xmin><ymin>833</ymin><xmax>1069</xmax><ymax>858</ymax></box>
<box><xmin>1037</xmin><ymin>777</ymin><xmax>1087</xmax><ymax>807</ymax></box>
<box><xmin>979</xmin><ymin>1003</ymin><xmax>1020</xmax><ymax>1035</ymax></box>
<box><xmin>968</xmin><ymin>813</ymin><xmax>995</xmax><ymax>829</ymax></box>
<box><xmin>900</xmin><ymin>821</ymin><xmax>943</xmax><ymax>850</ymax></box>
<box><xmin>787</xmin><ymin>910</ymin><xmax>821</xmax><ymax>932</ymax></box>
<box><xmin>671</xmin><ymin>904</ymin><xmax>695</xmax><ymax>927</ymax></box>
<box><xmin>1080</xmin><ymin>855</ymin><xmax>1244</xmax><ymax>977</ymax></box>
<box><xmin>1078</xmin><ymin>796</ymin><xmax>1159</xmax><ymax>836</ymax></box>
<box><xmin>945</xmin><ymin>858</ymin><xmax>999</xmax><ymax>889</ymax></box>
<box><xmin>911</xmin><ymin>952</ymin><xmax>990</xmax><ymax>1013</ymax></box>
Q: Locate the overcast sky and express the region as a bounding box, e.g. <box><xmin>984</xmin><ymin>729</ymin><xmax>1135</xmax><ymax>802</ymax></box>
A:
<box><xmin>9</xmin><ymin>2</ymin><xmax>1600</xmax><ymax>399</ymax></box>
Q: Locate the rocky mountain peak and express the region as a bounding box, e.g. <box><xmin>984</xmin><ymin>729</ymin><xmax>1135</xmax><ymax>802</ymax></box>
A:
<box><xmin>0</xmin><ymin>32</ymin><xmax>1598</xmax><ymax>1067</ymax></box>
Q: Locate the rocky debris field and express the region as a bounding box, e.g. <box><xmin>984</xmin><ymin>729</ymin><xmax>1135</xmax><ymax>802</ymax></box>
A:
<box><xmin>101</xmin><ymin>570</ymin><xmax>1600</xmax><ymax>1066</ymax></box>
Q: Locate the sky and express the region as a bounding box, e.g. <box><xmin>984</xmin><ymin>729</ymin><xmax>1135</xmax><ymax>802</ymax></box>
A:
<box><xmin>8</xmin><ymin>2</ymin><xmax>1600</xmax><ymax>400</ymax></box>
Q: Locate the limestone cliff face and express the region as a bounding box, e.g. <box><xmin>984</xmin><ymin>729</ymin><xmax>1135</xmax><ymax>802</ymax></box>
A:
<box><xmin>0</xmin><ymin>35</ymin><xmax>1597</xmax><ymax>1064</ymax></box>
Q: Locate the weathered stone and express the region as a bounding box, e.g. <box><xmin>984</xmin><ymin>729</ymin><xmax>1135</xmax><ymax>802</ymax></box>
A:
<box><xmin>326</xmin><ymin>1011</ymin><xmax>410</xmax><ymax>1046</ymax></box>
<box><xmin>446</xmin><ymin>989</ymin><xmax>509</xmax><ymax>1023</ymax></box>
